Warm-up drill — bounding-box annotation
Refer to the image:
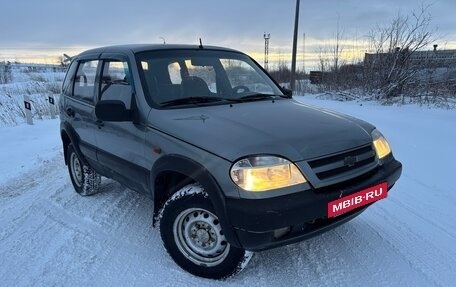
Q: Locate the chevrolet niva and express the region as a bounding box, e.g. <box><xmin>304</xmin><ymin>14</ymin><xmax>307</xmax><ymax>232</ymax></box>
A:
<box><xmin>59</xmin><ymin>44</ymin><xmax>402</xmax><ymax>279</ymax></box>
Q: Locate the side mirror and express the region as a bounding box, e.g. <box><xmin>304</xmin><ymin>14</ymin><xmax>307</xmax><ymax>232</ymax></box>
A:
<box><xmin>95</xmin><ymin>100</ymin><xmax>131</xmax><ymax>122</ymax></box>
<box><xmin>282</xmin><ymin>88</ymin><xmax>293</xmax><ymax>98</ymax></box>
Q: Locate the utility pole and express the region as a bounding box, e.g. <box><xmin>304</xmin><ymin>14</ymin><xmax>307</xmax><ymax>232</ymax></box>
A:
<box><xmin>302</xmin><ymin>33</ymin><xmax>306</xmax><ymax>74</ymax></box>
<box><xmin>264</xmin><ymin>33</ymin><xmax>270</xmax><ymax>70</ymax></box>
<box><xmin>290</xmin><ymin>0</ymin><xmax>300</xmax><ymax>91</ymax></box>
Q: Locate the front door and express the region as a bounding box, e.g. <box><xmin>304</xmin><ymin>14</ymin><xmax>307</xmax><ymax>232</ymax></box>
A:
<box><xmin>94</xmin><ymin>54</ymin><xmax>149</xmax><ymax>193</ymax></box>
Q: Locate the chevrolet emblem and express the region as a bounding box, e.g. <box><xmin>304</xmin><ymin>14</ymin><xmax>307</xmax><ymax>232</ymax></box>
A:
<box><xmin>344</xmin><ymin>156</ymin><xmax>357</xmax><ymax>167</ymax></box>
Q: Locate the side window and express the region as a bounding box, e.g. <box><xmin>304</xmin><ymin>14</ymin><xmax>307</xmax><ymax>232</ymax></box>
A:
<box><xmin>62</xmin><ymin>61</ymin><xmax>78</xmax><ymax>96</ymax></box>
<box><xmin>100</xmin><ymin>60</ymin><xmax>132</xmax><ymax>109</ymax></box>
<box><xmin>101</xmin><ymin>60</ymin><xmax>130</xmax><ymax>91</ymax></box>
<box><xmin>73</xmin><ymin>60</ymin><xmax>99</xmax><ymax>103</ymax></box>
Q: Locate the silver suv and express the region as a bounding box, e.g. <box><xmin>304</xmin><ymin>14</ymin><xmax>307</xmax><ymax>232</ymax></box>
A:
<box><xmin>59</xmin><ymin>44</ymin><xmax>402</xmax><ymax>279</ymax></box>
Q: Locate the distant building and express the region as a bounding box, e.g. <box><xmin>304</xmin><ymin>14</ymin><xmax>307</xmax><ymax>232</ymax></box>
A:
<box><xmin>364</xmin><ymin>45</ymin><xmax>456</xmax><ymax>69</ymax></box>
<box><xmin>14</xmin><ymin>63</ymin><xmax>66</xmax><ymax>73</ymax></box>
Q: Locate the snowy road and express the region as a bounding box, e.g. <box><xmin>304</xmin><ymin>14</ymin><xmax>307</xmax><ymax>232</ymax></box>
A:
<box><xmin>1</xmin><ymin>96</ymin><xmax>455</xmax><ymax>286</ymax></box>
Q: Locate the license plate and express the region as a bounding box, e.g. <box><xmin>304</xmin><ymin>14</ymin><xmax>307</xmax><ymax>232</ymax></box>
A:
<box><xmin>328</xmin><ymin>182</ymin><xmax>388</xmax><ymax>218</ymax></box>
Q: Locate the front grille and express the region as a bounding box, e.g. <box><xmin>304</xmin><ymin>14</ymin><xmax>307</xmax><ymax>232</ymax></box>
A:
<box><xmin>307</xmin><ymin>144</ymin><xmax>376</xmax><ymax>181</ymax></box>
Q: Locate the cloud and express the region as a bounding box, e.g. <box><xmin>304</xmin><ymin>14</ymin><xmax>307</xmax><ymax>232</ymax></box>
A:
<box><xmin>1</xmin><ymin>0</ymin><xmax>454</xmax><ymax>68</ymax></box>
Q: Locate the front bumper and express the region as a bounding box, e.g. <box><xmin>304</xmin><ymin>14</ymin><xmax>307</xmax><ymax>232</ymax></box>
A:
<box><xmin>225</xmin><ymin>158</ymin><xmax>402</xmax><ymax>251</ymax></box>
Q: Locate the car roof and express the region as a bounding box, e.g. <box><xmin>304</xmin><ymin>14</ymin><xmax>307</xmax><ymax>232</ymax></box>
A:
<box><xmin>77</xmin><ymin>44</ymin><xmax>242</xmax><ymax>57</ymax></box>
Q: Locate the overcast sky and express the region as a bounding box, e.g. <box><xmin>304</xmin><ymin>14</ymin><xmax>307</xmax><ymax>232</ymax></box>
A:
<box><xmin>0</xmin><ymin>0</ymin><xmax>455</xmax><ymax>69</ymax></box>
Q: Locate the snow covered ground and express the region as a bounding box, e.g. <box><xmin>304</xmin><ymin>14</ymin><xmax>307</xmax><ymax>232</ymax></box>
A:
<box><xmin>0</xmin><ymin>95</ymin><xmax>455</xmax><ymax>286</ymax></box>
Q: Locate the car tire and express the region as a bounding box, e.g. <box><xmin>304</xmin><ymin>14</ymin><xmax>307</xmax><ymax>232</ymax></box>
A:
<box><xmin>67</xmin><ymin>144</ymin><xmax>101</xmax><ymax>196</ymax></box>
<box><xmin>159</xmin><ymin>184</ymin><xmax>253</xmax><ymax>279</ymax></box>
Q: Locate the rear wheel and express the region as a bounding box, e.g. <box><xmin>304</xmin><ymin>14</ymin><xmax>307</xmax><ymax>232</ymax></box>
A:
<box><xmin>67</xmin><ymin>144</ymin><xmax>101</xmax><ymax>196</ymax></box>
<box><xmin>159</xmin><ymin>184</ymin><xmax>253</xmax><ymax>279</ymax></box>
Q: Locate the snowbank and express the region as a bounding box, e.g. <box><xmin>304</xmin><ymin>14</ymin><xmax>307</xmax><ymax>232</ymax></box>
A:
<box><xmin>0</xmin><ymin>96</ymin><xmax>455</xmax><ymax>286</ymax></box>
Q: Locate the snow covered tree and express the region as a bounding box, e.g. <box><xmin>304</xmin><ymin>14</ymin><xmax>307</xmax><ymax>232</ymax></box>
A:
<box><xmin>0</xmin><ymin>61</ymin><xmax>12</xmax><ymax>84</ymax></box>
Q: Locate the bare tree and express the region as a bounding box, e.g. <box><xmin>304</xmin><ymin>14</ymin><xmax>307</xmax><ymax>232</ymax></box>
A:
<box><xmin>308</xmin><ymin>5</ymin><xmax>454</xmax><ymax>106</ymax></box>
<box><xmin>317</xmin><ymin>16</ymin><xmax>345</xmax><ymax>73</ymax></box>
<box><xmin>331</xmin><ymin>16</ymin><xmax>344</xmax><ymax>73</ymax></box>
<box><xmin>317</xmin><ymin>47</ymin><xmax>329</xmax><ymax>72</ymax></box>
<box><xmin>364</xmin><ymin>5</ymin><xmax>436</xmax><ymax>98</ymax></box>
<box><xmin>312</xmin><ymin>16</ymin><xmax>347</xmax><ymax>92</ymax></box>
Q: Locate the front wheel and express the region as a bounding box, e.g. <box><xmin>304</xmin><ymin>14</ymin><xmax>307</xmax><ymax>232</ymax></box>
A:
<box><xmin>159</xmin><ymin>184</ymin><xmax>253</xmax><ymax>279</ymax></box>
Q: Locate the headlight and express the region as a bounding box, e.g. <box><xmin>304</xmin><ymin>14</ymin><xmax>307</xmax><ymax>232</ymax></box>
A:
<box><xmin>372</xmin><ymin>129</ymin><xmax>392</xmax><ymax>159</ymax></box>
<box><xmin>230</xmin><ymin>156</ymin><xmax>307</xmax><ymax>192</ymax></box>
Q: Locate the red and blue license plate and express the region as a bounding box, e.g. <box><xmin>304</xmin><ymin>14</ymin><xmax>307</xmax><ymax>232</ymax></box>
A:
<box><xmin>328</xmin><ymin>182</ymin><xmax>388</xmax><ymax>218</ymax></box>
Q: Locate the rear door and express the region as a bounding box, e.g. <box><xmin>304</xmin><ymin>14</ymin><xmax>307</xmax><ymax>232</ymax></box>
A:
<box><xmin>94</xmin><ymin>53</ymin><xmax>149</xmax><ymax>193</ymax></box>
<box><xmin>62</xmin><ymin>55</ymin><xmax>100</xmax><ymax>162</ymax></box>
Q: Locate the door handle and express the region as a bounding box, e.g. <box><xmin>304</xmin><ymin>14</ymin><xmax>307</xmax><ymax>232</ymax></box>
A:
<box><xmin>65</xmin><ymin>108</ymin><xmax>75</xmax><ymax>117</ymax></box>
<box><xmin>96</xmin><ymin>120</ymin><xmax>104</xmax><ymax>128</ymax></box>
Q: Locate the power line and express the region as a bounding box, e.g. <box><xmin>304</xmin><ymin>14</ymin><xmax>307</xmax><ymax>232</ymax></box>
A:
<box><xmin>302</xmin><ymin>32</ymin><xmax>305</xmax><ymax>74</ymax></box>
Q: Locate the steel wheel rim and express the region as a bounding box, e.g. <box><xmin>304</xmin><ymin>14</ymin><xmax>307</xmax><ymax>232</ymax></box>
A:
<box><xmin>70</xmin><ymin>153</ymin><xmax>83</xmax><ymax>187</ymax></box>
<box><xmin>173</xmin><ymin>208</ymin><xmax>230</xmax><ymax>267</ymax></box>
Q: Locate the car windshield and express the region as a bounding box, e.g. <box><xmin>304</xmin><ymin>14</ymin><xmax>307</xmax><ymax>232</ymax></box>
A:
<box><xmin>135</xmin><ymin>49</ymin><xmax>285</xmax><ymax>107</ymax></box>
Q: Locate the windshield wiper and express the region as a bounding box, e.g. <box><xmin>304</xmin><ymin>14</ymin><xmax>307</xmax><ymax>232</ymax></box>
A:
<box><xmin>238</xmin><ymin>93</ymin><xmax>279</xmax><ymax>101</ymax></box>
<box><xmin>160</xmin><ymin>94</ymin><xmax>285</xmax><ymax>107</ymax></box>
<box><xmin>160</xmin><ymin>96</ymin><xmax>238</xmax><ymax>107</ymax></box>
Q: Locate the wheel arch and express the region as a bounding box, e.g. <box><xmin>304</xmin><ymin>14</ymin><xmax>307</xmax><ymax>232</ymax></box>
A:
<box><xmin>151</xmin><ymin>154</ymin><xmax>241</xmax><ymax>248</ymax></box>
<box><xmin>60</xmin><ymin>122</ymin><xmax>86</xmax><ymax>166</ymax></box>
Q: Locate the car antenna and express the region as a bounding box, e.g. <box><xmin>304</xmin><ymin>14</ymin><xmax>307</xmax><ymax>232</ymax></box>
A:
<box><xmin>199</xmin><ymin>38</ymin><xmax>203</xmax><ymax>49</ymax></box>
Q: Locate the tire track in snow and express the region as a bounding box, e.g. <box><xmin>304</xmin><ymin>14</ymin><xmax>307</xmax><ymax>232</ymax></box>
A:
<box><xmin>0</xmin><ymin>153</ymin><xmax>206</xmax><ymax>286</ymax></box>
<box><xmin>388</xmin><ymin>195</ymin><xmax>456</xmax><ymax>241</ymax></box>
<box><xmin>0</xmin><ymin>153</ymin><xmax>67</xmax><ymax>243</ymax></box>
<box><xmin>362</xmin><ymin>204</ymin><xmax>455</xmax><ymax>287</ymax></box>
<box><xmin>402</xmin><ymin>173</ymin><xmax>456</xmax><ymax>205</ymax></box>
<box><xmin>1</xmin><ymin>143</ymin><xmax>455</xmax><ymax>286</ymax></box>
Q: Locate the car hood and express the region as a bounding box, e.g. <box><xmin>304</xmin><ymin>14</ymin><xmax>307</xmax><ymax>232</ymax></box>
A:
<box><xmin>148</xmin><ymin>99</ymin><xmax>375</xmax><ymax>162</ymax></box>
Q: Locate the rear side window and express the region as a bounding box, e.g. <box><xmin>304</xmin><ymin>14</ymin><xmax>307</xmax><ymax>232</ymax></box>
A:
<box><xmin>73</xmin><ymin>60</ymin><xmax>99</xmax><ymax>103</ymax></box>
<box><xmin>62</xmin><ymin>61</ymin><xmax>78</xmax><ymax>97</ymax></box>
